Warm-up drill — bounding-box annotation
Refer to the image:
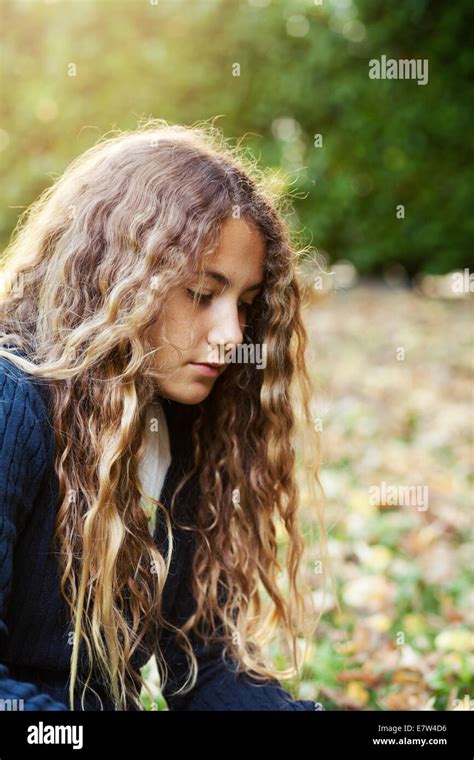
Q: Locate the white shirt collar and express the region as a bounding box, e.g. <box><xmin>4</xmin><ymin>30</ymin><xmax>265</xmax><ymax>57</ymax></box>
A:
<box><xmin>138</xmin><ymin>400</ymin><xmax>172</xmax><ymax>535</ymax></box>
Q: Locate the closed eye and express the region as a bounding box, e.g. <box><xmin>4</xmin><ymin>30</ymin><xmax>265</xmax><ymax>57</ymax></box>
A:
<box><xmin>185</xmin><ymin>288</ymin><xmax>213</xmax><ymax>304</ymax></box>
<box><xmin>185</xmin><ymin>288</ymin><xmax>254</xmax><ymax>309</ymax></box>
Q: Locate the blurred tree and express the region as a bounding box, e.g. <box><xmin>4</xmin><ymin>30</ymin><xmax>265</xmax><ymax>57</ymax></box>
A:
<box><xmin>0</xmin><ymin>0</ymin><xmax>471</xmax><ymax>276</ymax></box>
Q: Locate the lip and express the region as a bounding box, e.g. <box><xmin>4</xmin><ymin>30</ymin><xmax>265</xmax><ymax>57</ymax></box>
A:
<box><xmin>189</xmin><ymin>362</ymin><xmax>224</xmax><ymax>378</ymax></box>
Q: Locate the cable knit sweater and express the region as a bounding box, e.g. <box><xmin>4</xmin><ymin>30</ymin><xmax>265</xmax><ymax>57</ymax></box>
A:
<box><xmin>0</xmin><ymin>349</ymin><xmax>323</xmax><ymax>711</ymax></box>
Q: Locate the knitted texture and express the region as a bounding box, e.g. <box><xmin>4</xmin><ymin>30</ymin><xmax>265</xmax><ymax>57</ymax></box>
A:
<box><xmin>0</xmin><ymin>354</ymin><xmax>323</xmax><ymax>711</ymax></box>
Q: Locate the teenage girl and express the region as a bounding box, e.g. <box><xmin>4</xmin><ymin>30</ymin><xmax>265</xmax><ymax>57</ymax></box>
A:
<box><xmin>0</xmin><ymin>121</ymin><xmax>329</xmax><ymax>711</ymax></box>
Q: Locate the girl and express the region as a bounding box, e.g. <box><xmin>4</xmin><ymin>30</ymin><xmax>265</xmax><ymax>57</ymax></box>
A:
<box><xmin>0</xmin><ymin>120</ymin><xmax>330</xmax><ymax>711</ymax></box>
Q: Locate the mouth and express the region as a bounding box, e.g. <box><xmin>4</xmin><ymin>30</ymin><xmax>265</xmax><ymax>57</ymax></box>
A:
<box><xmin>189</xmin><ymin>362</ymin><xmax>225</xmax><ymax>378</ymax></box>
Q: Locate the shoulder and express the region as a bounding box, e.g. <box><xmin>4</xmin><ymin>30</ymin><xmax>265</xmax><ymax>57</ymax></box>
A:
<box><xmin>0</xmin><ymin>351</ymin><xmax>53</xmax><ymax>453</ymax></box>
<box><xmin>0</xmin><ymin>352</ymin><xmax>55</xmax><ymax>524</ymax></box>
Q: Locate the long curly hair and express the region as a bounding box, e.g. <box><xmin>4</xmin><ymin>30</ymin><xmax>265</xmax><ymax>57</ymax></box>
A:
<box><xmin>0</xmin><ymin>118</ymin><xmax>333</xmax><ymax>711</ymax></box>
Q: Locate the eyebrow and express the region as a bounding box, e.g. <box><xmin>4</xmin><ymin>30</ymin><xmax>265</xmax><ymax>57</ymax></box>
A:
<box><xmin>201</xmin><ymin>269</ymin><xmax>264</xmax><ymax>293</ymax></box>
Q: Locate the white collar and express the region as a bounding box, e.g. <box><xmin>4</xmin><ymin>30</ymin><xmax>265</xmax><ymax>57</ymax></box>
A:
<box><xmin>138</xmin><ymin>400</ymin><xmax>172</xmax><ymax>535</ymax></box>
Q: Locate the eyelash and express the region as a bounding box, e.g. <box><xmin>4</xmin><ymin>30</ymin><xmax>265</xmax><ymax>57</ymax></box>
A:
<box><xmin>185</xmin><ymin>288</ymin><xmax>252</xmax><ymax>309</ymax></box>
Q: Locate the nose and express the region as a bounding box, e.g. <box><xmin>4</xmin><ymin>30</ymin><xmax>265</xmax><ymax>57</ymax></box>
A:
<box><xmin>207</xmin><ymin>303</ymin><xmax>245</xmax><ymax>352</ymax></box>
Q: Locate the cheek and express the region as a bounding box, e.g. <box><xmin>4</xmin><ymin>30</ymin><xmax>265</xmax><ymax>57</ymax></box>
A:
<box><xmin>160</xmin><ymin>295</ymin><xmax>206</xmax><ymax>346</ymax></box>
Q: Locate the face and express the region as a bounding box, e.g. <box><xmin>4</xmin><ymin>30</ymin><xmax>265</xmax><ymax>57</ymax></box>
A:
<box><xmin>150</xmin><ymin>217</ymin><xmax>265</xmax><ymax>405</ymax></box>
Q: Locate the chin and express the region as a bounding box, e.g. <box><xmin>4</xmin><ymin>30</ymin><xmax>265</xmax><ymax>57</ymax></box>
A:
<box><xmin>162</xmin><ymin>383</ymin><xmax>213</xmax><ymax>405</ymax></box>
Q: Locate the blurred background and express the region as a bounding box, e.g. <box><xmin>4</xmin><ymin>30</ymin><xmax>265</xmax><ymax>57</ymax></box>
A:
<box><xmin>0</xmin><ymin>0</ymin><xmax>472</xmax><ymax>711</ymax></box>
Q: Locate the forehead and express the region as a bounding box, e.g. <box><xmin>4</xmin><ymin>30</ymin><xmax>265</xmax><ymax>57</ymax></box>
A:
<box><xmin>205</xmin><ymin>217</ymin><xmax>265</xmax><ymax>283</ymax></box>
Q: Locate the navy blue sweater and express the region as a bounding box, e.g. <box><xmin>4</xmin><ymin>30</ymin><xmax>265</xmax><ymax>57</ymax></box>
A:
<box><xmin>0</xmin><ymin>350</ymin><xmax>323</xmax><ymax>711</ymax></box>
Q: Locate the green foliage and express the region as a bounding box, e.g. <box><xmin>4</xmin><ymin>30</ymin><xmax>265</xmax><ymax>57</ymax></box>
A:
<box><xmin>1</xmin><ymin>0</ymin><xmax>471</xmax><ymax>274</ymax></box>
